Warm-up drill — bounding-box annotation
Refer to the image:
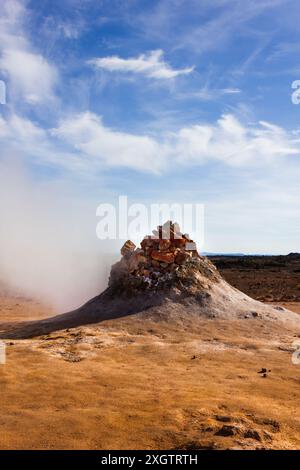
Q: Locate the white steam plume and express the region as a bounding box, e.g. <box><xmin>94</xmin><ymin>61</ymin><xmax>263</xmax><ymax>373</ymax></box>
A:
<box><xmin>0</xmin><ymin>158</ymin><xmax>118</xmax><ymax>312</ymax></box>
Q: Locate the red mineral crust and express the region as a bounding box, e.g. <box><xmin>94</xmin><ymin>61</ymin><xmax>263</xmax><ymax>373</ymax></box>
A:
<box><xmin>110</xmin><ymin>221</ymin><xmax>203</xmax><ymax>290</ymax></box>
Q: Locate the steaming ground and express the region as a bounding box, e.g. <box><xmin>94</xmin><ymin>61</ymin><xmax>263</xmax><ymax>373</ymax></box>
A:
<box><xmin>0</xmin><ymin>159</ymin><xmax>118</xmax><ymax>310</ymax></box>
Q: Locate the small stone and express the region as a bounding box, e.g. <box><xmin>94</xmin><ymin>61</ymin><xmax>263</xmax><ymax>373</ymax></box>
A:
<box><xmin>121</xmin><ymin>240</ymin><xmax>136</xmax><ymax>256</ymax></box>
<box><xmin>175</xmin><ymin>251</ymin><xmax>191</xmax><ymax>265</ymax></box>
<box><xmin>174</xmin><ymin>238</ymin><xmax>186</xmax><ymax>248</ymax></box>
<box><xmin>150</xmin><ymin>250</ymin><xmax>175</xmax><ymax>264</ymax></box>
<box><xmin>215</xmin><ymin>425</ymin><xmax>240</xmax><ymax>437</ymax></box>
<box><xmin>159</xmin><ymin>239</ymin><xmax>171</xmax><ymax>251</ymax></box>
<box><xmin>262</xmin><ymin>419</ymin><xmax>280</xmax><ymax>432</ymax></box>
<box><xmin>244</xmin><ymin>429</ymin><xmax>262</xmax><ymax>441</ymax></box>
<box><xmin>258</xmin><ymin>368</ymin><xmax>271</xmax><ymax>374</ymax></box>
<box><xmin>141</xmin><ymin>237</ymin><xmax>154</xmax><ymax>250</ymax></box>
<box><xmin>215</xmin><ymin>415</ymin><xmax>231</xmax><ymax>423</ymax></box>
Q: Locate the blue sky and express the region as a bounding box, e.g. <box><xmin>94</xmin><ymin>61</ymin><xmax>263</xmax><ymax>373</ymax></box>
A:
<box><xmin>1</xmin><ymin>0</ymin><xmax>300</xmax><ymax>254</ymax></box>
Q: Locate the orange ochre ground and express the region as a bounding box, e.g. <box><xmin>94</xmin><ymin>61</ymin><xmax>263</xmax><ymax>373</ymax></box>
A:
<box><xmin>0</xmin><ymin>294</ymin><xmax>299</xmax><ymax>450</ymax></box>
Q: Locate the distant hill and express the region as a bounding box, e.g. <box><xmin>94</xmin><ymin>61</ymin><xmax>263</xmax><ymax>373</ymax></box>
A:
<box><xmin>203</xmin><ymin>252</ymin><xmax>246</xmax><ymax>257</ymax></box>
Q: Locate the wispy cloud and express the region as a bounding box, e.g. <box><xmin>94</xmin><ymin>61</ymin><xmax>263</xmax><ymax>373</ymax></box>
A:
<box><xmin>173</xmin><ymin>0</ymin><xmax>287</xmax><ymax>55</ymax></box>
<box><xmin>267</xmin><ymin>41</ymin><xmax>300</xmax><ymax>62</ymax></box>
<box><xmin>178</xmin><ymin>87</ymin><xmax>241</xmax><ymax>101</ymax></box>
<box><xmin>88</xmin><ymin>49</ymin><xmax>194</xmax><ymax>79</ymax></box>
<box><xmin>48</xmin><ymin>112</ymin><xmax>300</xmax><ymax>171</ymax></box>
<box><xmin>1</xmin><ymin>111</ymin><xmax>299</xmax><ymax>175</ymax></box>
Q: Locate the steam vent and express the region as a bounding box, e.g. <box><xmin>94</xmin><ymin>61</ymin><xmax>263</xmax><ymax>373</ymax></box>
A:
<box><xmin>2</xmin><ymin>220</ymin><xmax>300</xmax><ymax>341</ymax></box>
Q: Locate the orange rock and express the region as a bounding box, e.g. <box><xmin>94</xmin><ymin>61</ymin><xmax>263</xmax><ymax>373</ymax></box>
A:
<box><xmin>159</xmin><ymin>239</ymin><xmax>171</xmax><ymax>251</ymax></box>
<box><xmin>175</xmin><ymin>251</ymin><xmax>191</xmax><ymax>265</ymax></box>
<box><xmin>150</xmin><ymin>250</ymin><xmax>175</xmax><ymax>264</ymax></box>
<box><xmin>141</xmin><ymin>237</ymin><xmax>153</xmax><ymax>250</ymax></box>
<box><xmin>174</xmin><ymin>238</ymin><xmax>186</xmax><ymax>248</ymax></box>
<box><xmin>121</xmin><ymin>240</ymin><xmax>136</xmax><ymax>256</ymax></box>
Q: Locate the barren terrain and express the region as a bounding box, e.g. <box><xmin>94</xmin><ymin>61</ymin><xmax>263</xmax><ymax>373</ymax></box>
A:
<box><xmin>211</xmin><ymin>253</ymin><xmax>300</xmax><ymax>302</ymax></box>
<box><xmin>0</xmin><ymin>255</ymin><xmax>300</xmax><ymax>450</ymax></box>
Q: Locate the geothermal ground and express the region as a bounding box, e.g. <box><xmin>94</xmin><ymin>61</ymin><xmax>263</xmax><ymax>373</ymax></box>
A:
<box><xmin>0</xmin><ymin>255</ymin><xmax>300</xmax><ymax>450</ymax></box>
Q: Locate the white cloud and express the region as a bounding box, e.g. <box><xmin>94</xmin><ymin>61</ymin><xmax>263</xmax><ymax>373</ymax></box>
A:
<box><xmin>0</xmin><ymin>113</ymin><xmax>44</xmax><ymax>140</ymax></box>
<box><xmin>1</xmin><ymin>112</ymin><xmax>299</xmax><ymax>175</ymax></box>
<box><xmin>52</xmin><ymin>112</ymin><xmax>168</xmax><ymax>173</ymax></box>
<box><xmin>179</xmin><ymin>87</ymin><xmax>241</xmax><ymax>101</ymax></box>
<box><xmin>222</xmin><ymin>88</ymin><xmax>241</xmax><ymax>94</ymax></box>
<box><xmin>0</xmin><ymin>49</ymin><xmax>58</xmax><ymax>104</ymax></box>
<box><xmin>0</xmin><ymin>0</ymin><xmax>58</xmax><ymax>104</ymax></box>
<box><xmin>88</xmin><ymin>49</ymin><xmax>194</xmax><ymax>79</ymax></box>
<box><xmin>52</xmin><ymin>112</ymin><xmax>300</xmax><ymax>172</ymax></box>
<box><xmin>0</xmin><ymin>113</ymin><xmax>87</xmax><ymax>174</ymax></box>
<box><xmin>173</xmin><ymin>114</ymin><xmax>300</xmax><ymax>166</ymax></box>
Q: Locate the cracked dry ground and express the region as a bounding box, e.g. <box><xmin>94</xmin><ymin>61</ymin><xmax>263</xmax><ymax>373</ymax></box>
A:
<box><xmin>0</xmin><ymin>296</ymin><xmax>300</xmax><ymax>450</ymax></box>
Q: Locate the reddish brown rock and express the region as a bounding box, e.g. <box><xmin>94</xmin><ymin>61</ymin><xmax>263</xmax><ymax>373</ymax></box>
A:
<box><xmin>118</xmin><ymin>221</ymin><xmax>200</xmax><ymax>280</ymax></box>
<box><xmin>151</xmin><ymin>250</ymin><xmax>175</xmax><ymax>264</ymax></box>
<box><xmin>159</xmin><ymin>239</ymin><xmax>171</xmax><ymax>251</ymax></box>
<box><xmin>121</xmin><ymin>240</ymin><xmax>136</xmax><ymax>256</ymax></box>
<box><xmin>141</xmin><ymin>237</ymin><xmax>154</xmax><ymax>250</ymax></box>
<box><xmin>174</xmin><ymin>238</ymin><xmax>186</xmax><ymax>248</ymax></box>
<box><xmin>175</xmin><ymin>251</ymin><xmax>191</xmax><ymax>265</ymax></box>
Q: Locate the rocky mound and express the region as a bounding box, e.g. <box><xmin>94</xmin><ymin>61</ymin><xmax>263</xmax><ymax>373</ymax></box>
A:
<box><xmin>1</xmin><ymin>221</ymin><xmax>300</xmax><ymax>339</ymax></box>
<box><xmin>109</xmin><ymin>221</ymin><xmax>220</xmax><ymax>296</ymax></box>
